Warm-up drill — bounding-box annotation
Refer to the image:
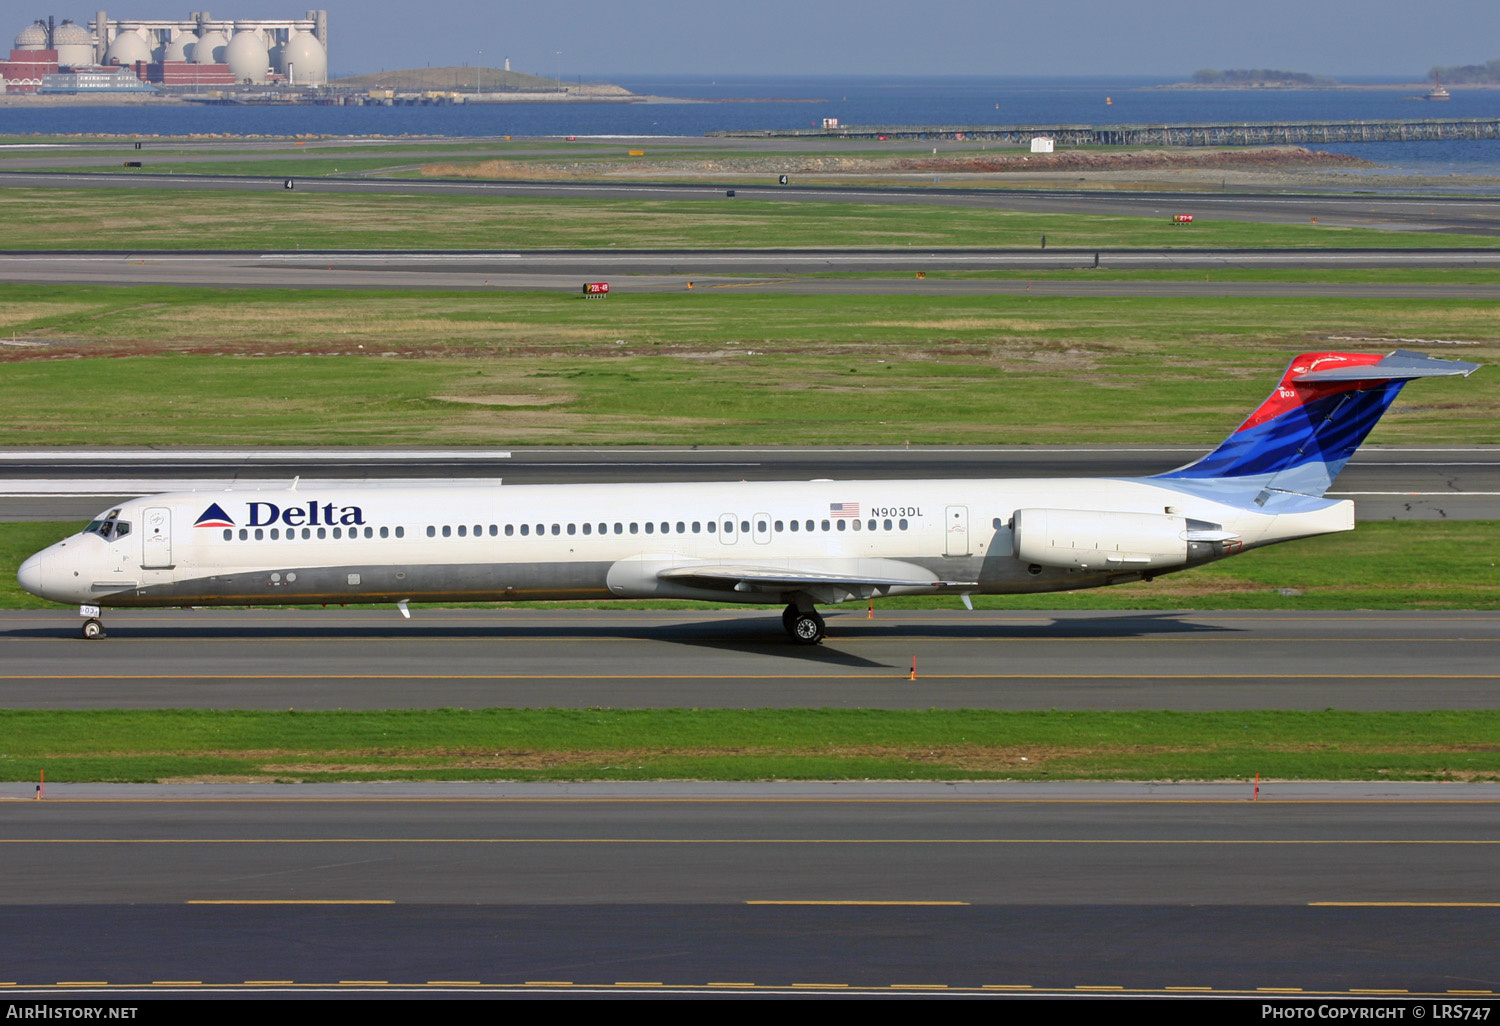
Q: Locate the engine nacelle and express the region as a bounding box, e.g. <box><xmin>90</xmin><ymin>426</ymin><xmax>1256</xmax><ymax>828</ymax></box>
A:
<box><xmin>1013</xmin><ymin>508</ymin><xmax>1190</xmax><ymax>570</ymax></box>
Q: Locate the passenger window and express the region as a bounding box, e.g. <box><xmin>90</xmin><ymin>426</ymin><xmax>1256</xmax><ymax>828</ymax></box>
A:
<box><xmin>821</xmin><ymin>520</ymin><xmax>830</xmax><ymax>531</ymax></box>
<box><xmin>567</xmin><ymin>524</ymin><xmax>576</xmax><ymax>535</ymax></box>
<box><xmin>317</xmin><ymin>527</ymin><xmax>327</xmax><ymax>539</ymax></box>
<box><xmin>303</xmin><ymin>528</ymin><xmax>313</xmax><ymax>539</ymax></box>
<box><xmin>884</xmin><ymin>519</ymin><xmax>893</xmax><ymax>531</ymax></box>
<box><xmin>256</xmin><ymin>529</ymin><xmax>265</xmax><ymax>540</ymax></box>
<box><xmin>551</xmin><ymin>524</ymin><xmax>560</xmax><ymax>536</ymax></box>
<box><xmin>645</xmin><ymin>522</ymin><xmax>654</xmax><ymax>534</ymax></box>
<box><xmin>790</xmin><ymin>520</ymin><xmax>799</xmax><ymax>532</ymax></box>
<box><xmin>395</xmin><ymin>526</ymin><xmax>404</xmax><ymax>538</ymax></box>
<box><xmin>458</xmin><ymin>525</ymin><xmax>467</xmax><ymax>537</ymax></box>
<box><xmin>582</xmin><ymin>523</ymin><xmax>591</xmax><ymax>535</ymax></box>
<box><xmin>707</xmin><ymin>521</ymin><xmax>716</xmax><ymax>533</ymax></box>
<box><xmin>775</xmin><ymin>520</ymin><xmax>783</xmax><ymax>532</ymax></box>
<box><xmin>692</xmin><ymin>522</ymin><xmax>701</xmax><ymax>534</ymax></box>
<box><xmin>676</xmin><ymin>521</ymin><xmax>685</xmax><ymax>534</ymax></box>
<box><xmin>521</xmin><ymin>524</ymin><xmax>529</xmax><ymax>536</ymax></box>
<box><xmin>442</xmin><ymin>526</ymin><xmax>452</xmax><ymax>538</ymax></box>
<box><xmin>505</xmin><ymin>525</ymin><xmax>514</xmax><ymax>536</ymax></box>
<box><xmin>630</xmin><ymin>523</ymin><xmax>638</xmax><ymax>534</ymax></box>
<box><xmin>239</xmin><ymin>529</ymin><xmax>248</xmax><ymax>540</ymax></box>
<box><xmin>223</xmin><ymin>529</ymin><xmax>231</xmax><ymax>541</ymax></box>
<box><xmin>837</xmin><ymin>521</ymin><xmax>846</xmax><ymax>531</ymax></box>
<box><xmin>806</xmin><ymin>520</ymin><xmax>814</xmax><ymax>531</ymax></box>
<box><xmin>614</xmin><ymin>523</ymin><xmax>623</xmax><ymax>534</ymax></box>
<box><xmin>270</xmin><ymin>528</ymin><xmax>279</xmax><ymax>540</ymax></box>
<box><xmin>380</xmin><ymin>527</ymin><xmax>389</xmax><ymax>539</ymax></box>
<box><xmin>900</xmin><ymin>519</ymin><xmax>909</xmax><ymax>530</ymax></box>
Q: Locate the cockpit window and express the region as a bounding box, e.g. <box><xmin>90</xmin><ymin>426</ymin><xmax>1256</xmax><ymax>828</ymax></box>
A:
<box><xmin>83</xmin><ymin>520</ymin><xmax>131</xmax><ymax>540</ymax></box>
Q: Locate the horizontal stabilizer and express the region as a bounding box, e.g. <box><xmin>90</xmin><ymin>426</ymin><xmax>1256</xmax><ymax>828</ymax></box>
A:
<box><xmin>1293</xmin><ymin>349</ymin><xmax>1480</xmax><ymax>383</ymax></box>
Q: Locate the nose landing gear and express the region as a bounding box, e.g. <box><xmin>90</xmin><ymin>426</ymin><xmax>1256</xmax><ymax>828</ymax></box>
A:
<box><xmin>78</xmin><ymin>604</ymin><xmax>105</xmax><ymax>640</ymax></box>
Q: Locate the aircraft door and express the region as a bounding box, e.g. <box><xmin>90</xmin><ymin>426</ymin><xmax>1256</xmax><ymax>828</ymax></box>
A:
<box><xmin>753</xmin><ymin>513</ymin><xmax>771</xmax><ymax>545</ymax></box>
<box><xmin>718</xmin><ymin>514</ymin><xmax>738</xmax><ymax>545</ymax></box>
<box><xmin>142</xmin><ymin>507</ymin><xmax>173</xmax><ymax>568</ymax></box>
<box><xmin>944</xmin><ymin>504</ymin><xmax>970</xmax><ymax>557</ymax></box>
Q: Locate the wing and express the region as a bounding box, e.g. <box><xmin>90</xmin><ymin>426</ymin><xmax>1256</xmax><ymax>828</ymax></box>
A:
<box><xmin>656</xmin><ymin>562</ymin><xmax>976</xmax><ymax>604</ymax></box>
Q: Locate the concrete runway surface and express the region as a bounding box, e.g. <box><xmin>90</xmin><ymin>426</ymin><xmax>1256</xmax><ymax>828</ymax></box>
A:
<box><xmin>3</xmin><ymin>782</ymin><xmax>1500</xmax><ymax>997</ymax></box>
<box><xmin>3</xmin><ymin>609</ymin><xmax>1497</xmax><ymax>711</ymax></box>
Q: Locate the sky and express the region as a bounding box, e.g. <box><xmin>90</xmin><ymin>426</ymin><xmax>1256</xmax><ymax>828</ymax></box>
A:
<box><xmin>34</xmin><ymin>1</ymin><xmax>1500</xmax><ymax>80</ymax></box>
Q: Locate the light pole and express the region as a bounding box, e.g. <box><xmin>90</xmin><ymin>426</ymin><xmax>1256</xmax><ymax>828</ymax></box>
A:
<box><xmin>476</xmin><ymin>50</ymin><xmax>481</xmax><ymax>94</ymax></box>
<box><xmin>555</xmin><ymin>50</ymin><xmax>561</xmax><ymax>94</ymax></box>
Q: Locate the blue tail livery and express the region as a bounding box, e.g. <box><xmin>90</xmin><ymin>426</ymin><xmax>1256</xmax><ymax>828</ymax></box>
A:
<box><xmin>1155</xmin><ymin>350</ymin><xmax>1479</xmax><ymax>504</ymax></box>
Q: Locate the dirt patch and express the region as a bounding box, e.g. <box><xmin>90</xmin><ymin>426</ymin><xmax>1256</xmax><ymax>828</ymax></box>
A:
<box><xmin>431</xmin><ymin>393</ymin><xmax>569</xmax><ymax>406</ymax></box>
<box><xmin>424</xmin><ymin>146</ymin><xmax>1374</xmax><ymax>183</ymax></box>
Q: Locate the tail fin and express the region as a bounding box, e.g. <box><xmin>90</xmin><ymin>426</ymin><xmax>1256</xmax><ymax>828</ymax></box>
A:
<box><xmin>1156</xmin><ymin>350</ymin><xmax>1478</xmax><ymax>503</ymax></box>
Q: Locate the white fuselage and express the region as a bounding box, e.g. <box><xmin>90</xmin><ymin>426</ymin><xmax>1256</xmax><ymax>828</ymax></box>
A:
<box><xmin>18</xmin><ymin>477</ymin><xmax>1354</xmax><ymax>610</ymax></box>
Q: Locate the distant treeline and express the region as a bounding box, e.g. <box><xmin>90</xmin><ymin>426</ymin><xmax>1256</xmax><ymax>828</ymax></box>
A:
<box><xmin>1190</xmin><ymin>68</ymin><xmax>1337</xmax><ymax>85</ymax></box>
<box><xmin>1429</xmin><ymin>60</ymin><xmax>1500</xmax><ymax>83</ymax></box>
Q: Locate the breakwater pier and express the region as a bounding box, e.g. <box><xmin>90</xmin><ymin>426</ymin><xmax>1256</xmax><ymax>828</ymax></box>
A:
<box><xmin>712</xmin><ymin>117</ymin><xmax>1500</xmax><ymax>146</ymax></box>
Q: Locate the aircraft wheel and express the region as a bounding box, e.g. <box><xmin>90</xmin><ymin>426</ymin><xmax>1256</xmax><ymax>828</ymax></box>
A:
<box><xmin>781</xmin><ymin>604</ymin><xmax>799</xmax><ymax>634</ymax></box>
<box><xmin>789</xmin><ymin>611</ymin><xmax>825</xmax><ymax>645</ymax></box>
<box><xmin>80</xmin><ymin>618</ymin><xmax>105</xmax><ymax>640</ymax></box>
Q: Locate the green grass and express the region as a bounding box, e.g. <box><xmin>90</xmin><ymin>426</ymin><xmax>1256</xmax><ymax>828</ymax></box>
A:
<box><xmin>4</xmin><ymin>521</ymin><xmax>1496</xmax><ymax>612</ymax></box>
<box><xmin>0</xmin><ymin>186</ymin><xmax>1492</xmax><ymax>250</ymax></box>
<box><xmin>1</xmin><ymin>708</ymin><xmax>1497</xmax><ymax>782</ymax></box>
<box><xmin>1</xmin><ymin>286</ymin><xmax>1495</xmax><ymax>446</ymax></box>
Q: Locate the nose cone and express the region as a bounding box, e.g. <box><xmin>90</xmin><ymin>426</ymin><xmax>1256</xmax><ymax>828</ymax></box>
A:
<box><xmin>17</xmin><ymin>551</ymin><xmax>45</xmax><ymax>598</ymax></box>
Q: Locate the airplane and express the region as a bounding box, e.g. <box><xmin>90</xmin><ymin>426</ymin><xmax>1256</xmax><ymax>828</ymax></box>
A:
<box><xmin>16</xmin><ymin>349</ymin><xmax>1479</xmax><ymax>643</ymax></box>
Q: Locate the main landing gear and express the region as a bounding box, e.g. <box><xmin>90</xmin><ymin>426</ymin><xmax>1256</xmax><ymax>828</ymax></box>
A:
<box><xmin>782</xmin><ymin>603</ymin><xmax>825</xmax><ymax>645</ymax></box>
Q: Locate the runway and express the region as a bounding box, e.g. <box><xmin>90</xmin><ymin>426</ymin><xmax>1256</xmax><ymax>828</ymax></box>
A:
<box><xmin>3</xmin><ymin>609</ymin><xmax>1497</xmax><ymax>710</ymax></box>
<box><xmin>3</xmin><ymin>445</ymin><xmax>1495</xmax><ymax>521</ymax></box>
<box><xmin>11</xmin><ymin>248</ymin><xmax>1500</xmax><ymax>295</ymax></box>
<box><xmin>3</xmin><ymin>782</ymin><xmax>1500</xmax><ymax>996</ymax></box>
<box><xmin>7</xmin><ymin>169</ymin><xmax>1500</xmax><ymax>233</ymax></box>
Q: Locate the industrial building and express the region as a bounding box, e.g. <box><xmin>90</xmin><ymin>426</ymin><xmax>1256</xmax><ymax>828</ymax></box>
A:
<box><xmin>1</xmin><ymin>9</ymin><xmax>328</xmax><ymax>93</ymax></box>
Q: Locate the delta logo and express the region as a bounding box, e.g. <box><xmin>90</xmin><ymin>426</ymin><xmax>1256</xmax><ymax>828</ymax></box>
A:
<box><xmin>194</xmin><ymin>501</ymin><xmax>366</xmax><ymax>529</ymax></box>
<box><xmin>194</xmin><ymin>502</ymin><xmax>235</xmax><ymax>528</ymax></box>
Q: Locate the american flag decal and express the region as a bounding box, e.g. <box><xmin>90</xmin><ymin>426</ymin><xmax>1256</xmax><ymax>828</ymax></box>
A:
<box><xmin>829</xmin><ymin>502</ymin><xmax>860</xmax><ymax>517</ymax></box>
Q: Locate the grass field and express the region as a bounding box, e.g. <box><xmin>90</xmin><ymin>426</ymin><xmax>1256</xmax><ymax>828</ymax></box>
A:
<box><xmin>1</xmin><ymin>286</ymin><xmax>1495</xmax><ymax>446</ymax></box>
<box><xmin>1</xmin><ymin>186</ymin><xmax>1493</xmax><ymax>250</ymax></box>
<box><xmin>2</xmin><ymin>708</ymin><xmax>1497</xmax><ymax>783</ymax></box>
